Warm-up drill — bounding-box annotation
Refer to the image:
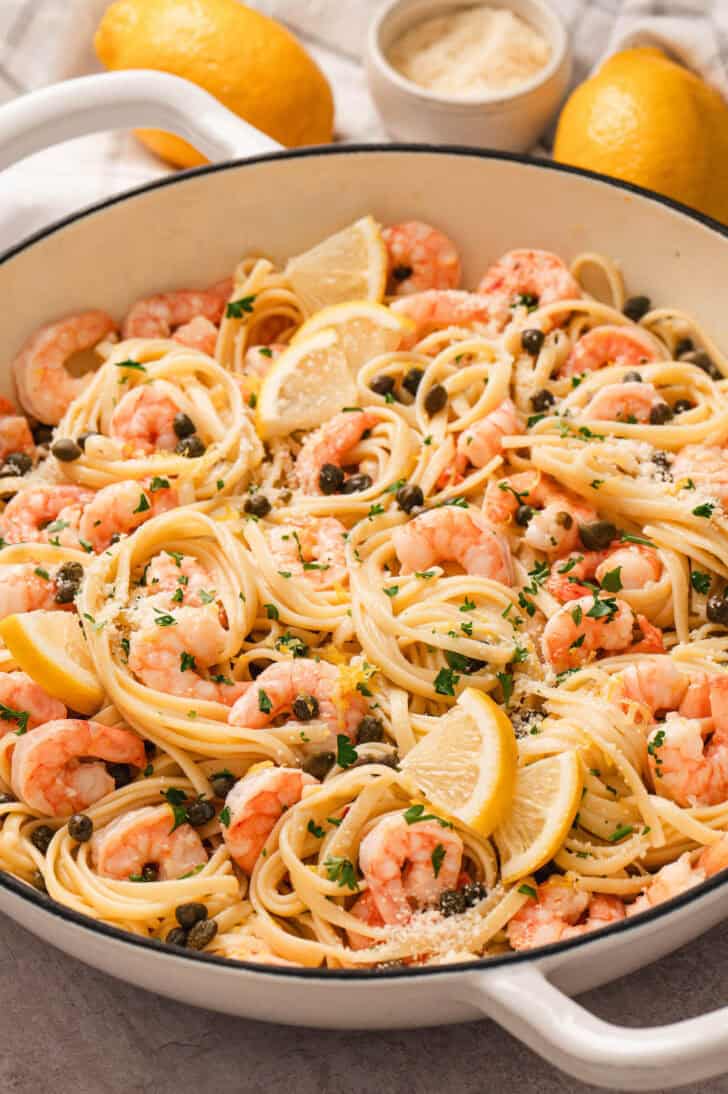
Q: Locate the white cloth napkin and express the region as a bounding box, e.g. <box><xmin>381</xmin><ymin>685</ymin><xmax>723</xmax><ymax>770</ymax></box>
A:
<box><xmin>0</xmin><ymin>0</ymin><xmax>726</xmax><ymax>251</ymax></box>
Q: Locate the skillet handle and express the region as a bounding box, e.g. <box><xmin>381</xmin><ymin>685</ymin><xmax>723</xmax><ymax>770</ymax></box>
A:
<box><xmin>461</xmin><ymin>964</ymin><xmax>728</xmax><ymax>1091</ymax></box>
<box><xmin>0</xmin><ymin>70</ymin><xmax>282</xmax><ymax>171</ymax></box>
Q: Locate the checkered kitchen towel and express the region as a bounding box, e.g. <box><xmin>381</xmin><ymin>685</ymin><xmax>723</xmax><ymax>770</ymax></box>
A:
<box><xmin>0</xmin><ymin>0</ymin><xmax>727</xmax><ymax>250</ymax></box>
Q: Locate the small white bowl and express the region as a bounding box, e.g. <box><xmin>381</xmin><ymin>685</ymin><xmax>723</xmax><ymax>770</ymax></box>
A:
<box><xmin>366</xmin><ymin>0</ymin><xmax>572</xmax><ymax>151</ymax></box>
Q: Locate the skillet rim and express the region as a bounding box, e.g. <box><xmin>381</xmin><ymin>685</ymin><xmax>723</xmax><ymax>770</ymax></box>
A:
<box><xmin>1</xmin><ymin>141</ymin><xmax>727</xmax><ymax>981</ymax></box>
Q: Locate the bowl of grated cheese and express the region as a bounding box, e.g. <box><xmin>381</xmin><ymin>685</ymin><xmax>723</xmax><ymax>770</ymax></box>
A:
<box><xmin>366</xmin><ymin>0</ymin><xmax>571</xmax><ymax>151</ymax></box>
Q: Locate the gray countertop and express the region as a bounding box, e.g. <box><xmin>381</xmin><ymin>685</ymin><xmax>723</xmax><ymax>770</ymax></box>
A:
<box><xmin>2</xmin><ymin>914</ymin><xmax>728</xmax><ymax>1094</ymax></box>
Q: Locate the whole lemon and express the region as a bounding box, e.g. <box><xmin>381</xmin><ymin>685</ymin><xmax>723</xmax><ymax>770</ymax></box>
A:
<box><xmin>95</xmin><ymin>0</ymin><xmax>334</xmax><ymax>167</ymax></box>
<box><xmin>554</xmin><ymin>47</ymin><xmax>728</xmax><ymax>224</ymax></box>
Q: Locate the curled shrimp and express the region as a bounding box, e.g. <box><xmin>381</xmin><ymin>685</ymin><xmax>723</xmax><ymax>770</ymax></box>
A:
<box><xmin>11</xmin><ymin>719</ymin><xmax>146</xmax><ymax>816</ymax></box>
<box><xmin>91</xmin><ymin>804</ymin><xmax>207</xmax><ymax>880</ymax></box>
<box><xmin>109</xmin><ymin>382</ymin><xmax>185</xmax><ymax>454</ymax></box>
<box><xmin>358</xmin><ymin>812</ymin><xmax>463</xmax><ymax>925</ymax></box>
<box><xmin>485</xmin><ymin>471</ymin><xmax>597</xmax><ymax>557</ymax></box>
<box><xmin>228</xmin><ymin>658</ymin><xmax>368</xmax><ymax>742</ymax></box>
<box><xmin>142</xmin><ymin>551</ymin><xmax>213</xmax><ymax>607</ymax></box>
<box><xmin>542</xmin><ymin>595</ymin><xmax>663</xmax><ymax>672</ymax></box>
<box><xmin>0</xmin><ymin>397</ymin><xmax>33</xmax><ymax>462</ymax></box>
<box><xmin>296</xmin><ymin>409</ymin><xmax>379</xmax><ymax>495</ymax></box>
<box><xmin>628</xmin><ymin>837</ymin><xmax>728</xmax><ymax>917</ymax></box>
<box><xmin>546</xmin><ymin>543</ymin><xmax>663</xmax><ymax>602</ymax></box>
<box><xmin>506</xmin><ymin>878</ymin><xmax>625</xmax><ymax>951</ymax></box>
<box><xmin>0</xmin><ymin>671</ymin><xmax>66</xmax><ymax>738</ymax></box>
<box><xmin>222</xmin><ymin>766</ymin><xmax>317</xmax><ymax>874</ymax></box>
<box><xmin>78</xmin><ymin>479</ymin><xmax>178</xmax><ymax>553</ymax></box>
<box><xmin>0</xmin><ymin>561</ymin><xmax>77</xmax><ymax>619</ymax></box>
<box><xmin>391</xmin><ymin>290</ymin><xmax>494</xmax><ymax>345</ymax></box>
<box><xmin>477</xmin><ymin>249</ymin><xmax>581</xmax><ymax>329</ymax></box>
<box><xmin>268</xmin><ymin>517</ymin><xmax>348</xmax><ymax>587</ymax></box>
<box><xmin>128</xmin><ymin>600</ymin><xmax>243</xmax><ymax>704</ymax></box>
<box><xmin>12</xmin><ymin>311</ymin><xmax>117</xmax><ymax>426</ymax></box>
<box><xmin>1</xmin><ymin>484</ymin><xmax>95</xmax><ymax>547</ymax></box>
<box><xmin>172</xmin><ymin>316</ymin><xmax>219</xmax><ymax>356</ymax></box>
<box><xmin>647</xmin><ymin>676</ymin><xmax>728</xmax><ymax>806</ymax></box>
<box><xmin>561</xmin><ymin>326</ymin><xmax>659</xmax><ymax>379</ymax></box>
<box><xmin>584</xmin><ymin>381</ymin><xmax>666</xmax><ymax>423</ymax></box>
<box><xmin>673</xmin><ymin>444</ymin><xmax>728</xmax><ymax>504</ymax></box>
<box><xmin>383</xmin><ymin>221</ymin><xmax>461</xmax><ymax>296</ymax></box>
<box><xmin>615</xmin><ymin>659</ymin><xmax>709</xmax><ymax>720</ymax></box>
<box><xmin>122</xmin><ymin>278</ymin><xmax>232</xmax><ymax>339</ymax></box>
<box><xmin>347</xmin><ymin>888</ymin><xmax>385</xmax><ymax>950</ymax></box>
<box><xmin>393</xmin><ymin>506</ymin><xmax>513</xmax><ymax>584</ymax></box>
<box><xmin>454</xmin><ymin>398</ymin><xmax>523</xmax><ymax>476</ymax></box>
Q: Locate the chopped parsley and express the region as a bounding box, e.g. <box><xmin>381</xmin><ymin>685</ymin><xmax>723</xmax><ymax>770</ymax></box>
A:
<box><xmin>264</xmin><ymin>603</ymin><xmax>279</xmax><ymax>620</ymax></box>
<box><xmin>114</xmin><ymin>359</ymin><xmax>146</xmax><ymax>372</ymax></box>
<box><xmin>518</xmin><ymin>883</ymin><xmax>537</xmax><ymax>899</ymax></box>
<box><xmin>459</xmin><ymin>597</ymin><xmax>476</xmax><ymax>613</ymax></box>
<box><xmin>34</xmin><ymin>567</ymin><xmax>50</xmax><ymax>581</ymax></box>
<box><xmin>431</xmin><ymin>844</ymin><xmax>446</xmax><ymax>878</ymax></box>
<box><xmin>219</xmin><ymin>806</ymin><xmax>231</xmax><ymax>827</ymax></box>
<box><xmin>258</xmin><ymin>688</ymin><xmax>272</xmax><ymax>714</ymax></box>
<box><xmin>0</xmin><ymin>704</ymin><xmax>29</xmax><ymax>734</ymax></box>
<box><xmin>692</xmin><ymin>502</ymin><xmax>715</xmax><ymax>518</ymax></box>
<box><xmin>621</xmin><ymin>532</ymin><xmax>656</xmax><ymax>548</ymax></box>
<box><xmin>275</xmin><ymin>632</ymin><xmax>308</xmax><ymax>658</ymax></box>
<box><xmin>691</xmin><ymin>570</ymin><xmax>711</xmax><ymax>595</ymax></box>
<box><xmin>368</xmin><ymin>503</ymin><xmax>385</xmax><ymax>519</ymax></box>
<box><xmin>149</xmin><ymin>477</ymin><xmax>169</xmax><ymax>492</ymax></box>
<box><xmin>336</xmin><ymin>734</ymin><xmax>358</xmax><ymax>769</ymax></box>
<box><xmin>384</xmin><ymin>585</ymin><xmax>399</xmax><ymax>598</ymax></box>
<box><xmin>496</xmin><ymin>671</ymin><xmax>514</xmax><ymax>704</ymax></box>
<box><xmin>307</xmin><ymin>819</ymin><xmax>325</xmax><ymax>839</ymax></box>
<box><xmin>403</xmin><ymin>804</ymin><xmax>452</xmax><ymax>828</ymax></box>
<box><xmin>133</xmin><ymin>492</ymin><xmax>151</xmax><ymax>514</ymax></box>
<box><xmin>225</xmin><ymin>295</ymin><xmax>256</xmax><ymax>318</ymax></box>
<box><xmin>180</xmin><ymin>652</ymin><xmax>196</xmax><ymax>673</ymax></box>
<box><xmin>434</xmin><ymin>666</ymin><xmax>459</xmax><ymax>696</ymax></box>
<box><xmin>599</xmin><ymin>566</ymin><xmax>623</xmax><ymax>593</ymax></box>
<box><xmin>608</xmin><ymin>824</ymin><xmax>634</xmax><ymax>843</ymax></box>
<box><xmin>161</xmin><ymin>787</ymin><xmax>188</xmax><ymax>831</ymax></box>
<box><xmin>324</xmin><ymin>856</ymin><xmax>358</xmax><ymax>890</ymax></box>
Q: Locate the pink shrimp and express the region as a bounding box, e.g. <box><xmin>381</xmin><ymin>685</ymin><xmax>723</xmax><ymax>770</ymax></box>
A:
<box><xmin>542</xmin><ymin>595</ymin><xmax>663</xmax><ymax>672</ymax></box>
<box><xmin>484</xmin><ymin>471</ymin><xmax>597</xmax><ymax>557</ymax></box>
<box><xmin>477</xmin><ymin>249</ymin><xmax>581</xmax><ymax>330</ymax></box>
<box><xmin>11</xmin><ymin>719</ymin><xmax>146</xmax><ymax>816</ymax></box>
<box><xmin>347</xmin><ymin>889</ymin><xmax>385</xmax><ymax>950</ymax></box>
<box><xmin>561</xmin><ymin>326</ymin><xmax>660</xmax><ymax>379</ymax></box>
<box><xmin>268</xmin><ymin>517</ymin><xmax>348</xmax><ymax>587</ymax></box>
<box><xmin>109</xmin><ymin>382</ymin><xmax>185</xmax><ymax>454</ymax></box>
<box><xmin>584</xmin><ymin>381</ymin><xmax>666</xmax><ymax>423</ymax></box>
<box><xmin>128</xmin><ymin>601</ymin><xmax>243</xmax><ymax>705</ymax></box>
<box><xmin>12</xmin><ymin>311</ymin><xmax>117</xmax><ymax>426</ymax></box>
<box><xmin>122</xmin><ymin>278</ymin><xmax>232</xmax><ymax>339</ymax></box>
<box><xmin>228</xmin><ymin>658</ymin><xmax>368</xmax><ymax>742</ymax></box>
<box><xmin>628</xmin><ymin>837</ymin><xmax>728</xmax><ymax>917</ymax></box>
<box><xmin>392</xmin><ymin>506</ymin><xmax>513</xmax><ymax>584</ymax></box>
<box><xmin>615</xmin><ymin>659</ymin><xmax>711</xmax><ymax>720</ymax></box>
<box><xmin>0</xmin><ymin>561</ymin><xmax>78</xmax><ymax>619</ymax></box>
<box><xmin>0</xmin><ymin>672</ymin><xmax>66</xmax><ymax>738</ymax></box>
<box><xmin>142</xmin><ymin>551</ymin><xmax>213</xmax><ymax>607</ymax></box>
<box><xmin>672</xmin><ymin>445</ymin><xmax>728</xmax><ymax>505</ymax></box>
<box><xmin>0</xmin><ymin>396</ymin><xmax>33</xmax><ymax>462</ymax></box>
<box><xmin>0</xmin><ymin>484</ymin><xmax>95</xmax><ymax>547</ymax></box>
<box><xmin>78</xmin><ymin>479</ymin><xmax>178</xmax><ymax>553</ymax></box>
<box><xmin>506</xmin><ymin>879</ymin><xmax>625</xmax><ymax>951</ymax></box>
<box><xmin>222</xmin><ymin>766</ymin><xmax>317</xmax><ymax>874</ymax></box>
<box><xmin>454</xmin><ymin>398</ymin><xmax>524</xmax><ymax>475</ymax></box>
<box><xmin>546</xmin><ymin>544</ymin><xmax>663</xmax><ymax>602</ymax></box>
<box><xmin>243</xmin><ymin>344</ymin><xmax>285</xmax><ymax>377</ymax></box>
<box><xmin>91</xmin><ymin>804</ymin><xmax>207</xmax><ymax>880</ymax></box>
<box><xmin>391</xmin><ymin>290</ymin><xmax>494</xmax><ymax>345</ymax></box>
<box><xmin>172</xmin><ymin>316</ymin><xmax>219</xmax><ymax>356</ymax></box>
<box><xmin>383</xmin><ymin>221</ymin><xmax>461</xmax><ymax>296</ymax></box>
<box><xmin>296</xmin><ymin>410</ymin><xmax>379</xmax><ymax>495</ymax></box>
<box><xmin>358</xmin><ymin>812</ymin><xmax>463</xmax><ymax>925</ymax></box>
<box><xmin>647</xmin><ymin>675</ymin><xmax>728</xmax><ymax>806</ymax></box>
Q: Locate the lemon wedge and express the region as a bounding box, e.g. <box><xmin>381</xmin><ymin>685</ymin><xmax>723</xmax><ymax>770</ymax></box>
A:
<box><xmin>494</xmin><ymin>751</ymin><xmax>582</xmax><ymax>885</ymax></box>
<box><xmin>285</xmin><ymin>216</ymin><xmax>387</xmax><ymax>315</ymax></box>
<box><xmin>291</xmin><ymin>300</ymin><xmax>413</xmax><ymax>370</ymax></box>
<box><xmin>399</xmin><ymin>688</ymin><xmax>517</xmax><ymax>835</ymax></box>
<box><xmin>0</xmin><ymin>611</ymin><xmax>104</xmax><ymax>716</ymax></box>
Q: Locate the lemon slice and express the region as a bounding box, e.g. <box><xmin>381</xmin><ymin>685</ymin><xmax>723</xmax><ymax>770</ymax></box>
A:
<box><xmin>285</xmin><ymin>216</ymin><xmax>387</xmax><ymax>315</ymax></box>
<box><xmin>494</xmin><ymin>751</ymin><xmax>582</xmax><ymax>885</ymax></box>
<box><xmin>291</xmin><ymin>300</ymin><xmax>413</xmax><ymax>371</ymax></box>
<box><xmin>0</xmin><ymin>611</ymin><xmax>104</xmax><ymax>716</ymax></box>
<box><xmin>399</xmin><ymin>688</ymin><xmax>517</xmax><ymax>835</ymax></box>
<box><xmin>256</xmin><ymin>328</ymin><xmax>358</xmax><ymax>439</ymax></box>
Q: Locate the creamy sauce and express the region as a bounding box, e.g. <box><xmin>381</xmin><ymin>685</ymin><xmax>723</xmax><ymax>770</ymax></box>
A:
<box><xmin>388</xmin><ymin>5</ymin><xmax>551</xmax><ymax>98</ymax></box>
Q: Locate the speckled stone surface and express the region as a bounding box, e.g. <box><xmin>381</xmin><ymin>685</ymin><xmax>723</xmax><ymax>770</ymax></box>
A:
<box><xmin>1</xmin><ymin>914</ymin><xmax>728</xmax><ymax>1094</ymax></box>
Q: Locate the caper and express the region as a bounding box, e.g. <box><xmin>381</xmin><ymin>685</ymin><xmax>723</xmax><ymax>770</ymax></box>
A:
<box><xmin>175</xmin><ymin>902</ymin><xmax>208</xmax><ymax>930</ymax></box>
<box><xmin>579</xmin><ymin>520</ymin><xmax>618</xmax><ymax>551</ymax></box>
<box><xmin>55</xmin><ymin>561</ymin><xmax>83</xmax><ymax>592</ymax></box>
<box><xmin>54</xmin><ymin>581</ymin><xmax>78</xmax><ymax>605</ymax></box>
<box><xmin>244</xmin><ymin>493</ymin><xmax>271</xmax><ymax>518</ymax></box>
<box><xmin>51</xmin><ymin>437</ymin><xmax>82</xmax><ymax>462</ymax></box>
<box><xmin>107</xmin><ymin>762</ymin><xmax>133</xmax><ymax>789</ymax></box>
<box><xmin>461</xmin><ymin>881</ymin><xmax>488</xmax><ymax>907</ymax></box>
<box><xmin>521</xmin><ymin>329</ymin><xmax>545</xmax><ymax>356</ymax></box>
<box><xmin>210</xmin><ymin>772</ymin><xmax>237</xmax><ymax>799</ymax></box>
<box><xmin>30</xmin><ymin>825</ymin><xmax>54</xmax><ymax>854</ymax></box>
<box><xmin>355</xmin><ymin>715</ymin><xmax>384</xmax><ymax>744</ymax></box>
<box><xmin>342</xmin><ymin>473</ymin><xmax>373</xmax><ymax>494</ymax></box>
<box><xmin>173</xmin><ymin>412</ymin><xmax>196</xmax><ymax>439</ymax></box>
<box><xmin>530</xmin><ymin>389</ymin><xmax>555</xmax><ymax>413</ymax></box>
<box><xmin>2</xmin><ymin>452</ymin><xmax>32</xmax><ymax>476</ymax></box>
<box><xmin>175</xmin><ymin>434</ymin><xmax>205</xmax><ymax>458</ymax></box>
<box><xmin>369</xmin><ymin>375</ymin><xmax>395</xmax><ymax>396</ymax></box>
<box><xmin>439</xmin><ymin>889</ymin><xmax>467</xmax><ymax>917</ymax></box>
<box><xmin>142</xmin><ymin>863</ymin><xmax>159</xmax><ymax>882</ymax></box>
<box><xmin>555</xmin><ymin>511</ymin><xmax>573</xmax><ymax>529</ymax></box>
<box><xmin>68</xmin><ymin>813</ymin><xmax>93</xmax><ymax>842</ymax></box>
<box><xmin>186</xmin><ymin>918</ymin><xmax>218</xmax><ymax>950</ymax></box>
<box><xmin>673</xmin><ymin>399</ymin><xmax>694</xmax><ymax>415</ymax></box>
<box><xmin>302</xmin><ymin>751</ymin><xmax>335</xmax><ymax>780</ymax></box>
<box><xmin>707</xmin><ymin>592</ymin><xmax>728</xmax><ymax>626</ymax></box>
<box><xmin>0</xmin><ymin>793</ymin><xmax>14</xmax><ymax>805</ymax></box>
<box><xmin>166</xmin><ymin>927</ymin><xmax>188</xmax><ymax>947</ymax></box>
<box><xmin>402</xmin><ymin>367</ymin><xmax>424</xmax><ymax>397</ymax></box>
<box><xmin>675</xmin><ymin>337</ymin><xmax>694</xmax><ymax>358</ymax></box>
<box><xmin>143</xmin><ymin>739</ymin><xmax>156</xmax><ymax>759</ymax></box>
<box><xmin>292</xmin><ymin>693</ymin><xmax>319</xmax><ymax>721</ymax></box>
<box><xmin>652</xmin><ymin>450</ymin><xmax>672</xmax><ymax>471</ymax></box>
<box><xmin>318</xmin><ymin>462</ymin><xmax>344</xmax><ymax>495</ymax></box>
<box><xmin>391</xmin><ymin>265</ymin><xmax>413</xmax><ymax>283</ymax></box>
<box><xmin>622</xmin><ymin>370</ymin><xmax>643</xmax><ymax>383</ymax></box>
<box><xmin>623</xmin><ymin>295</ymin><xmax>651</xmax><ymax>321</ymax></box>
<box><xmin>680</xmin><ymin>349</ymin><xmax>722</xmax><ymax>380</ymax></box>
<box><xmin>424</xmin><ymin>384</ymin><xmax>447</xmax><ymax>416</ymax></box>
<box><xmin>185</xmin><ymin>799</ymin><xmax>216</xmax><ymax>827</ymax></box>
<box><xmin>32</xmin><ymin>424</ymin><xmax>53</xmax><ymax>446</ymax></box>
<box><xmin>396</xmin><ymin>483</ymin><xmax>424</xmax><ymax>513</ymax></box>
<box><xmin>77</xmin><ymin>431</ymin><xmax>99</xmax><ymax>451</ymax></box>
<box><xmin>649</xmin><ymin>402</ymin><xmax>674</xmax><ymax>426</ymax></box>
<box><xmin>32</xmin><ymin>870</ymin><xmax>47</xmax><ymax>894</ymax></box>
<box><xmin>515</xmin><ymin>504</ymin><xmax>534</xmax><ymax>527</ymax></box>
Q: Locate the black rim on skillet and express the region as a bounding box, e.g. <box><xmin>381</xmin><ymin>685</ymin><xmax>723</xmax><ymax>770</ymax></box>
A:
<box><xmin>2</xmin><ymin>143</ymin><xmax>727</xmax><ymax>980</ymax></box>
